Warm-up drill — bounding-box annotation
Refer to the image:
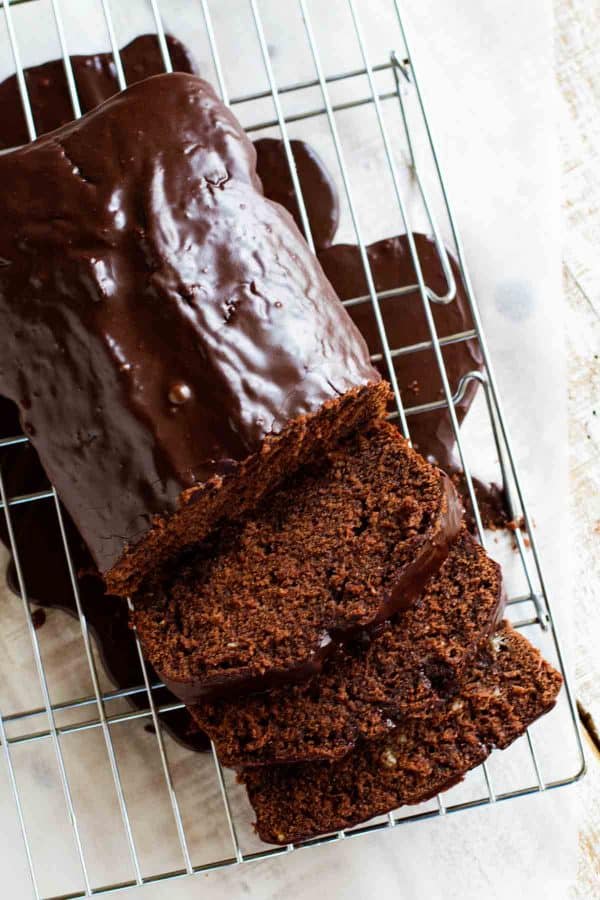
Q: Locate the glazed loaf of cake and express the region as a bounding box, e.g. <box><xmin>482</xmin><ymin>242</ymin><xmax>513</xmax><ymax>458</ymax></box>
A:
<box><xmin>0</xmin><ymin>72</ymin><xmax>386</xmax><ymax>594</ymax></box>
<box><xmin>0</xmin><ymin>34</ymin><xmax>198</xmax><ymax>149</ymax></box>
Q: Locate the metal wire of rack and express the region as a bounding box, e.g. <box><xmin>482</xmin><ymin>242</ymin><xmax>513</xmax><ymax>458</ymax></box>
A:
<box><xmin>0</xmin><ymin>0</ymin><xmax>586</xmax><ymax>897</ymax></box>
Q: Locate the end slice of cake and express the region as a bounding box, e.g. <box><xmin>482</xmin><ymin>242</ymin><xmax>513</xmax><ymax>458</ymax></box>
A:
<box><xmin>241</xmin><ymin>623</ymin><xmax>562</xmax><ymax>845</ymax></box>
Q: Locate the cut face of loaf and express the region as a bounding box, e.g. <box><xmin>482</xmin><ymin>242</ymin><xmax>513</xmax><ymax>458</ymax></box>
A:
<box><xmin>133</xmin><ymin>421</ymin><xmax>463</xmax><ymax>699</ymax></box>
<box><xmin>0</xmin><ymin>72</ymin><xmax>384</xmax><ymax>595</ymax></box>
<box><xmin>190</xmin><ymin>527</ymin><xmax>503</xmax><ymax>766</ymax></box>
<box><xmin>241</xmin><ymin>623</ymin><xmax>563</xmax><ymax>845</ymax></box>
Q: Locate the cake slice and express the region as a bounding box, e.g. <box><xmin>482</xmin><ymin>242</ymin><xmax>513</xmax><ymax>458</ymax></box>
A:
<box><xmin>189</xmin><ymin>527</ymin><xmax>503</xmax><ymax>765</ymax></box>
<box><xmin>241</xmin><ymin>623</ymin><xmax>563</xmax><ymax>844</ymax></box>
<box><xmin>0</xmin><ymin>73</ymin><xmax>385</xmax><ymax>596</ymax></box>
<box><xmin>133</xmin><ymin>420</ymin><xmax>462</xmax><ymax>699</ymax></box>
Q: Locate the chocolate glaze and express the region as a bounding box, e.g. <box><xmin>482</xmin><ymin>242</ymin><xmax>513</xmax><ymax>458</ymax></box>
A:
<box><xmin>253</xmin><ymin>138</ymin><xmax>340</xmax><ymax>249</ymax></box>
<box><xmin>318</xmin><ymin>234</ymin><xmax>481</xmax><ymax>465</ymax></box>
<box><xmin>0</xmin><ymin>40</ymin><xmax>342</xmax><ymax>256</ymax></box>
<box><xmin>0</xmin><ymin>397</ymin><xmax>208</xmax><ymax>750</ymax></box>
<box><xmin>318</xmin><ymin>235</ymin><xmax>509</xmax><ymax>526</ymax></box>
<box><xmin>0</xmin><ymin>34</ymin><xmax>198</xmax><ymax>150</ymax></box>
<box><xmin>149</xmin><ymin>468</ymin><xmax>463</xmax><ymax>704</ymax></box>
<box><xmin>0</xmin><ymin>72</ymin><xmax>379</xmax><ymax>588</ymax></box>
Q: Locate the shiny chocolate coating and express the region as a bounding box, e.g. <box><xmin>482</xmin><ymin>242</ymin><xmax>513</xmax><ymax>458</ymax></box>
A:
<box><xmin>0</xmin><ymin>31</ymin><xmax>197</xmax><ymax>747</ymax></box>
<box><xmin>254</xmin><ymin>138</ymin><xmax>340</xmax><ymax>249</ymax></box>
<box><xmin>0</xmin><ymin>34</ymin><xmax>198</xmax><ymax>150</ymax></box>
<box><xmin>0</xmin><ymin>73</ymin><xmax>378</xmax><ymax>577</ymax></box>
<box><xmin>318</xmin><ymin>234</ymin><xmax>483</xmax><ymax>469</ymax></box>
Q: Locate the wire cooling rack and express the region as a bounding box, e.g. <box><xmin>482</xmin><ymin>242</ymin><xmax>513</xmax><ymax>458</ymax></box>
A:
<box><xmin>0</xmin><ymin>0</ymin><xmax>586</xmax><ymax>897</ymax></box>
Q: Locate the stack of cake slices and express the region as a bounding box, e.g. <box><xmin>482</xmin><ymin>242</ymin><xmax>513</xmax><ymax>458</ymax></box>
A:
<box><xmin>133</xmin><ymin>419</ymin><xmax>562</xmax><ymax>844</ymax></box>
<box><xmin>0</xmin><ymin>71</ymin><xmax>562</xmax><ymax>845</ymax></box>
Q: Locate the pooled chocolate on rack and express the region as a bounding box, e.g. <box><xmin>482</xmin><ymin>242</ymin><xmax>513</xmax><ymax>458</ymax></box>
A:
<box><xmin>0</xmin><ymin>33</ymin><xmax>198</xmax><ymax>148</ymax></box>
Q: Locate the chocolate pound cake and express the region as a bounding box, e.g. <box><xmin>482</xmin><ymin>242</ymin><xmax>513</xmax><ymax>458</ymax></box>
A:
<box><xmin>0</xmin><ymin>72</ymin><xmax>386</xmax><ymax>595</ymax></box>
<box><xmin>133</xmin><ymin>420</ymin><xmax>462</xmax><ymax>699</ymax></box>
<box><xmin>242</xmin><ymin>624</ymin><xmax>563</xmax><ymax>844</ymax></box>
<box><xmin>190</xmin><ymin>527</ymin><xmax>503</xmax><ymax>766</ymax></box>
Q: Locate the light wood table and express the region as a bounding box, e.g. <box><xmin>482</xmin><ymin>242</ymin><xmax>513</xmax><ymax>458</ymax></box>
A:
<box><xmin>556</xmin><ymin>0</ymin><xmax>600</xmax><ymax>894</ymax></box>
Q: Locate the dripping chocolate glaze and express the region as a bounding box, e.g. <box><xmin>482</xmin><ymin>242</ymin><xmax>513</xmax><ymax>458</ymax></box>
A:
<box><xmin>0</xmin><ymin>36</ymin><xmax>203</xmax><ymax>746</ymax></box>
<box><xmin>0</xmin><ymin>397</ymin><xmax>208</xmax><ymax>751</ymax></box>
<box><xmin>253</xmin><ymin>138</ymin><xmax>339</xmax><ymax>250</ymax></box>
<box><xmin>0</xmin><ymin>34</ymin><xmax>199</xmax><ymax>149</ymax></box>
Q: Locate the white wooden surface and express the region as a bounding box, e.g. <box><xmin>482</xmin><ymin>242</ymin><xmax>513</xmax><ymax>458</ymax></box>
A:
<box><xmin>556</xmin><ymin>0</ymin><xmax>600</xmax><ymax>894</ymax></box>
